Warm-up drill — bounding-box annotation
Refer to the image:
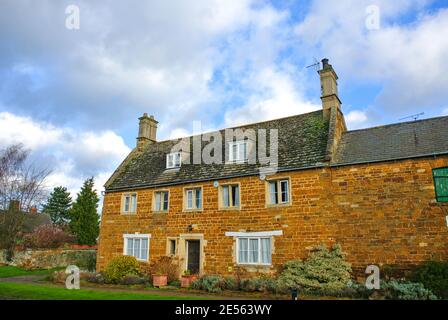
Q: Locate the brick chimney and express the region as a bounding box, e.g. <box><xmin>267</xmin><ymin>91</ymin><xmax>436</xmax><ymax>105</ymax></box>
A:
<box><xmin>136</xmin><ymin>113</ymin><xmax>158</xmax><ymax>150</ymax></box>
<box><xmin>318</xmin><ymin>58</ymin><xmax>341</xmax><ymax>121</ymax></box>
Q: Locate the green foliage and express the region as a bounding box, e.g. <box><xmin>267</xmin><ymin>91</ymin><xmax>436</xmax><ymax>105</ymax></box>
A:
<box><xmin>75</xmin><ymin>251</ymin><xmax>97</xmax><ymax>272</ymax></box>
<box><xmin>103</xmin><ymin>255</ymin><xmax>140</xmax><ymax>284</ymax></box>
<box><xmin>410</xmin><ymin>261</ymin><xmax>448</xmax><ymax>299</ymax></box>
<box><xmin>278</xmin><ymin>244</ymin><xmax>352</xmax><ymax>291</ymax></box>
<box><xmin>69</xmin><ymin>178</ymin><xmax>100</xmax><ymax>245</ymax></box>
<box><xmin>119</xmin><ymin>275</ymin><xmax>149</xmax><ymax>285</ymax></box>
<box><xmin>381</xmin><ymin>280</ymin><xmax>438</xmax><ymax>300</ymax></box>
<box><xmin>42</xmin><ymin>186</ymin><xmax>72</xmax><ymax>226</ymax></box>
<box><xmin>191</xmin><ymin>275</ymin><xmax>224</xmax><ymax>293</ymax></box>
<box><xmin>223</xmin><ymin>276</ymin><xmax>238</xmax><ymax>291</ymax></box>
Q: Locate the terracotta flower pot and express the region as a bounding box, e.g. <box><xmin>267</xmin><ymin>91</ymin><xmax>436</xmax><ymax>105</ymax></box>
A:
<box><xmin>181</xmin><ymin>275</ymin><xmax>197</xmax><ymax>288</ymax></box>
<box><xmin>152</xmin><ymin>274</ymin><xmax>168</xmax><ymax>287</ymax></box>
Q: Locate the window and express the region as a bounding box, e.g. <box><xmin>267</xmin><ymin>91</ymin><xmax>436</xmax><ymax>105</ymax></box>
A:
<box><xmin>267</xmin><ymin>179</ymin><xmax>290</xmax><ymax>205</ymax></box>
<box><xmin>433</xmin><ymin>167</ymin><xmax>448</xmax><ymax>202</ymax></box>
<box><xmin>122</xmin><ymin>193</ymin><xmax>137</xmax><ymax>214</ymax></box>
<box><xmin>237</xmin><ymin>237</ymin><xmax>271</xmax><ymax>265</ymax></box>
<box><xmin>185</xmin><ymin>187</ymin><xmax>202</xmax><ymax>210</ymax></box>
<box><xmin>123</xmin><ymin>234</ymin><xmax>150</xmax><ymax>261</ymax></box>
<box><xmin>166</xmin><ymin>152</ymin><xmax>181</xmax><ymax>169</ymax></box>
<box><xmin>168</xmin><ymin>239</ymin><xmax>176</xmax><ymax>255</ymax></box>
<box><xmin>153</xmin><ymin>191</ymin><xmax>169</xmax><ymax>212</ymax></box>
<box><xmin>221</xmin><ymin>184</ymin><xmax>240</xmax><ymax>208</ymax></box>
<box><xmin>228</xmin><ymin>140</ymin><xmax>248</xmax><ymax>162</ymax></box>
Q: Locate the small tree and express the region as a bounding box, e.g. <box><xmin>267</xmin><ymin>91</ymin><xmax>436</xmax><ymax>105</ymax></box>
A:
<box><xmin>0</xmin><ymin>144</ymin><xmax>50</xmax><ymax>259</ymax></box>
<box><xmin>42</xmin><ymin>186</ymin><xmax>72</xmax><ymax>226</ymax></box>
<box><xmin>69</xmin><ymin>177</ymin><xmax>100</xmax><ymax>245</ymax></box>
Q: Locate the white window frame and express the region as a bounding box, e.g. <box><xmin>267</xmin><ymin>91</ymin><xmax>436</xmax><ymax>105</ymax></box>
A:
<box><xmin>166</xmin><ymin>152</ymin><xmax>181</xmax><ymax>169</ymax></box>
<box><xmin>267</xmin><ymin>179</ymin><xmax>290</xmax><ymax>205</ymax></box>
<box><xmin>236</xmin><ymin>237</ymin><xmax>272</xmax><ymax>266</ymax></box>
<box><xmin>228</xmin><ymin>140</ymin><xmax>248</xmax><ymax>163</ymax></box>
<box><xmin>122</xmin><ymin>193</ymin><xmax>137</xmax><ymax>214</ymax></box>
<box><xmin>184</xmin><ymin>187</ymin><xmax>202</xmax><ymax>211</ymax></box>
<box><xmin>153</xmin><ymin>190</ymin><xmax>169</xmax><ymax>212</ymax></box>
<box><xmin>220</xmin><ymin>184</ymin><xmax>240</xmax><ymax>209</ymax></box>
<box><xmin>123</xmin><ymin>234</ymin><xmax>151</xmax><ymax>262</ymax></box>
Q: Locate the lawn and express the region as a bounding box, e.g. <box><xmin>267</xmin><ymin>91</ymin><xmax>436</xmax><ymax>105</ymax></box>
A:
<box><xmin>0</xmin><ymin>266</ymin><xmax>59</xmax><ymax>278</ymax></box>
<box><xmin>0</xmin><ymin>282</ymin><xmax>203</xmax><ymax>300</ymax></box>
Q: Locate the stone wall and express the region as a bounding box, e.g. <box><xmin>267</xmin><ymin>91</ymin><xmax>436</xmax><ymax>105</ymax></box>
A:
<box><xmin>0</xmin><ymin>249</ymin><xmax>96</xmax><ymax>270</ymax></box>
<box><xmin>97</xmin><ymin>155</ymin><xmax>448</xmax><ymax>277</ymax></box>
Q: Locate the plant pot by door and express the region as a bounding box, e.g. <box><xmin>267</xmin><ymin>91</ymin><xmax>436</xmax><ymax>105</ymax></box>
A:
<box><xmin>181</xmin><ymin>275</ymin><xmax>198</xmax><ymax>288</ymax></box>
<box><xmin>152</xmin><ymin>274</ymin><xmax>168</xmax><ymax>287</ymax></box>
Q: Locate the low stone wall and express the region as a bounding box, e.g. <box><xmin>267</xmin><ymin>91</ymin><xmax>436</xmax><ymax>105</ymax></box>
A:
<box><xmin>0</xmin><ymin>249</ymin><xmax>96</xmax><ymax>270</ymax></box>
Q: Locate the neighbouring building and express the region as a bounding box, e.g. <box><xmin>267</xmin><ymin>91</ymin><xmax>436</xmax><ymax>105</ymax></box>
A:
<box><xmin>97</xmin><ymin>59</ymin><xmax>448</xmax><ymax>276</ymax></box>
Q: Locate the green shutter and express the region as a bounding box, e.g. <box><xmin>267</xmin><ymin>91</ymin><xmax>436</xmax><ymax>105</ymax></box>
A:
<box><xmin>433</xmin><ymin>168</ymin><xmax>448</xmax><ymax>202</ymax></box>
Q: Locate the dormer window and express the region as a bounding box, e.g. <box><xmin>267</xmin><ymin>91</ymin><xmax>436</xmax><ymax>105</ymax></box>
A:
<box><xmin>166</xmin><ymin>152</ymin><xmax>181</xmax><ymax>169</ymax></box>
<box><xmin>228</xmin><ymin>140</ymin><xmax>248</xmax><ymax>163</ymax></box>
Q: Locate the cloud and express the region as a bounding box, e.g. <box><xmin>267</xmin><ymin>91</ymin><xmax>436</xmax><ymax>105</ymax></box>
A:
<box><xmin>293</xmin><ymin>0</ymin><xmax>448</xmax><ymax>122</ymax></box>
<box><xmin>0</xmin><ymin>111</ymin><xmax>130</xmax><ymax>197</ymax></box>
<box><xmin>345</xmin><ymin>110</ymin><xmax>369</xmax><ymax>129</ymax></box>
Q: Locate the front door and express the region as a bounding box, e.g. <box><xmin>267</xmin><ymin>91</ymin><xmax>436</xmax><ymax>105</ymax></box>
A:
<box><xmin>186</xmin><ymin>240</ymin><xmax>200</xmax><ymax>274</ymax></box>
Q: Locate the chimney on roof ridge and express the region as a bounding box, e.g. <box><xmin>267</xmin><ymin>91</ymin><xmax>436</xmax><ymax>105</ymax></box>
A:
<box><xmin>318</xmin><ymin>58</ymin><xmax>341</xmax><ymax>120</ymax></box>
<box><xmin>136</xmin><ymin>113</ymin><xmax>158</xmax><ymax>150</ymax></box>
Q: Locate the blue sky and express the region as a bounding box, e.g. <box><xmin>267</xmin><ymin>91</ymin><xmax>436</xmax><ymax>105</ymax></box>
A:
<box><xmin>0</xmin><ymin>0</ymin><xmax>447</xmax><ymax>196</ymax></box>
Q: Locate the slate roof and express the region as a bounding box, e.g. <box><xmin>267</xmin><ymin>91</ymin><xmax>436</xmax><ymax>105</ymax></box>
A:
<box><xmin>106</xmin><ymin>110</ymin><xmax>329</xmax><ymax>191</ymax></box>
<box><xmin>333</xmin><ymin>116</ymin><xmax>448</xmax><ymax>165</ymax></box>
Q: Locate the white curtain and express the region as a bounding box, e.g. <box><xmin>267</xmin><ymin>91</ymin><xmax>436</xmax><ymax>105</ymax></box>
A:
<box><xmin>127</xmin><ymin>238</ymin><xmax>133</xmax><ymax>256</ymax></box>
<box><xmin>141</xmin><ymin>239</ymin><xmax>148</xmax><ymax>261</ymax></box>
<box><xmin>222</xmin><ymin>186</ymin><xmax>229</xmax><ymax>207</ymax></box>
<box><xmin>260</xmin><ymin>238</ymin><xmax>271</xmax><ymax>264</ymax></box>
<box><xmin>134</xmin><ymin>239</ymin><xmax>141</xmax><ymax>259</ymax></box>
<box><xmin>155</xmin><ymin>192</ymin><xmax>161</xmax><ymax>211</ymax></box>
<box><xmin>249</xmin><ymin>239</ymin><xmax>258</xmax><ymax>263</ymax></box>
<box><xmin>238</xmin><ymin>238</ymin><xmax>248</xmax><ymax>263</ymax></box>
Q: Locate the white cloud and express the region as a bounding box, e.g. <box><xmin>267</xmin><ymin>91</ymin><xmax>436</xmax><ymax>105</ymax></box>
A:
<box><xmin>345</xmin><ymin>110</ymin><xmax>369</xmax><ymax>129</ymax></box>
<box><xmin>293</xmin><ymin>0</ymin><xmax>448</xmax><ymax>120</ymax></box>
<box><xmin>0</xmin><ymin>111</ymin><xmax>130</xmax><ymax>198</ymax></box>
<box><xmin>442</xmin><ymin>107</ymin><xmax>448</xmax><ymax>116</ymax></box>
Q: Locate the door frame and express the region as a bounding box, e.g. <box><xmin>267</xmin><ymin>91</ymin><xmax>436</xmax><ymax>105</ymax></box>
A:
<box><xmin>185</xmin><ymin>240</ymin><xmax>200</xmax><ymax>274</ymax></box>
<box><xmin>179</xmin><ymin>234</ymin><xmax>205</xmax><ymax>275</ymax></box>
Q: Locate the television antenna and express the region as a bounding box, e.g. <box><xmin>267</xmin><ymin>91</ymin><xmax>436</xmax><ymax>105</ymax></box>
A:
<box><xmin>399</xmin><ymin>112</ymin><xmax>425</xmax><ymax>122</ymax></box>
<box><xmin>306</xmin><ymin>57</ymin><xmax>321</xmax><ymax>71</ymax></box>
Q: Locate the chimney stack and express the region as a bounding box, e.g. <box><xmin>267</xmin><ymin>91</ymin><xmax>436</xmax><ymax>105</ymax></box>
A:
<box><xmin>137</xmin><ymin>113</ymin><xmax>158</xmax><ymax>150</ymax></box>
<box><xmin>318</xmin><ymin>58</ymin><xmax>341</xmax><ymax>120</ymax></box>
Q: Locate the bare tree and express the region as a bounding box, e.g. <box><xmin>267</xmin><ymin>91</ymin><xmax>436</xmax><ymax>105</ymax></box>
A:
<box><xmin>0</xmin><ymin>144</ymin><xmax>50</xmax><ymax>260</ymax></box>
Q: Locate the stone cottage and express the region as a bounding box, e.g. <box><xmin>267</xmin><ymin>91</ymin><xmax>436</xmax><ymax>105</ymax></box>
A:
<box><xmin>97</xmin><ymin>59</ymin><xmax>448</xmax><ymax>276</ymax></box>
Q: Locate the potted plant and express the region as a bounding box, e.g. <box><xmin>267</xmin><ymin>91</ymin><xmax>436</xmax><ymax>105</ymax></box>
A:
<box><xmin>152</xmin><ymin>272</ymin><xmax>168</xmax><ymax>287</ymax></box>
<box><xmin>180</xmin><ymin>269</ymin><xmax>197</xmax><ymax>288</ymax></box>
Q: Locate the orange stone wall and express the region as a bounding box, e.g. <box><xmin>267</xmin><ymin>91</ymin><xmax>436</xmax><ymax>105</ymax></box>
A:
<box><xmin>96</xmin><ymin>156</ymin><xmax>448</xmax><ymax>276</ymax></box>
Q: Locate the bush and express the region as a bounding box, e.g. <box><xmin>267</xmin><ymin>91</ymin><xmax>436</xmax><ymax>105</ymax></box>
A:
<box><xmin>103</xmin><ymin>255</ymin><xmax>140</xmax><ymax>284</ymax></box>
<box><xmin>191</xmin><ymin>275</ymin><xmax>224</xmax><ymax>293</ymax></box>
<box><xmin>86</xmin><ymin>273</ymin><xmax>105</xmax><ymax>284</ymax></box>
<box><xmin>278</xmin><ymin>244</ymin><xmax>352</xmax><ymax>292</ymax></box>
<box><xmin>239</xmin><ymin>276</ymin><xmax>288</xmax><ymax>294</ymax></box>
<box><xmin>223</xmin><ymin>276</ymin><xmax>238</xmax><ymax>291</ymax></box>
<box><xmin>23</xmin><ymin>224</ymin><xmax>75</xmax><ymax>249</ymax></box>
<box><xmin>149</xmin><ymin>256</ymin><xmax>179</xmax><ymax>283</ymax></box>
<box><xmin>381</xmin><ymin>280</ymin><xmax>437</xmax><ymax>300</ymax></box>
<box><xmin>168</xmin><ymin>280</ymin><xmax>181</xmax><ymax>287</ymax></box>
<box><xmin>75</xmin><ymin>252</ymin><xmax>96</xmax><ymax>272</ymax></box>
<box><xmin>410</xmin><ymin>261</ymin><xmax>448</xmax><ymax>299</ymax></box>
<box><xmin>120</xmin><ymin>275</ymin><xmax>149</xmax><ymax>285</ymax></box>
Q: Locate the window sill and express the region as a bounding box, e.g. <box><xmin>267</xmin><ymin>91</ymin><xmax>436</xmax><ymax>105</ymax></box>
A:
<box><xmin>184</xmin><ymin>208</ymin><xmax>203</xmax><ymax>213</ymax></box>
<box><xmin>152</xmin><ymin>210</ymin><xmax>169</xmax><ymax>214</ymax></box>
<box><xmin>121</xmin><ymin>212</ymin><xmax>137</xmax><ymax>215</ymax></box>
<box><xmin>236</xmin><ymin>263</ymin><xmax>272</xmax><ymax>267</ymax></box>
<box><xmin>219</xmin><ymin>206</ymin><xmax>241</xmax><ymax>211</ymax></box>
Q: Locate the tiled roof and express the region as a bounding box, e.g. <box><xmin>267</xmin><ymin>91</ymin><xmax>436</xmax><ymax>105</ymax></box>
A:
<box><xmin>106</xmin><ymin>110</ymin><xmax>329</xmax><ymax>191</ymax></box>
<box><xmin>333</xmin><ymin>116</ymin><xmax>448</xmax><ymax>165</ymax></box>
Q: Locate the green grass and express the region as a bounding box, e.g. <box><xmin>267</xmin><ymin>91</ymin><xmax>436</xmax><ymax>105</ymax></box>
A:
<box><xmin>0</xmin><ymin>266</ymin><xmax>59</xmax><ymax>278</ymax></box>
<box><xmin>0</xmin><ymin>282</ymin><xmax>203</xmax><ymax>300</ymax></box>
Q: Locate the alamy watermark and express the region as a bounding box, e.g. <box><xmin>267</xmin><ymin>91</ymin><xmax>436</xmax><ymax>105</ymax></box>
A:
<box><xmin>365</xmin><ymin>4</ymin><xmax>381</xmax><ymax>30</ymax></box>
<box><xmin>65</xmin><ymin>265</ymin><xmax>80</xmax><ymax>290</ymax></box>
<box><xmin>65</xmin><ymin>5</ymin><xmax>80</xmax><ymax>30</ymax></box>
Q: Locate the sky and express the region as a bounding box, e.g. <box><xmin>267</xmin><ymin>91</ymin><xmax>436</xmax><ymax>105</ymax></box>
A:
<box><xmin>1</xmin><ymin>0</ymin><xmax>448</xmax><ymax>198</ymax></box>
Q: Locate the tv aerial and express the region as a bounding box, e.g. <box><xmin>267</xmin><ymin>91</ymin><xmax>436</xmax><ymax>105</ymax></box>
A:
<box><xmin>306</xmin><ymin>57</ymin><xmax>321</xmax><ymax>71</ymax></box>
<box><xmin>399</xmin><ymin>112</ymin><xmax>425</xmax><ymax>122</ymax></box>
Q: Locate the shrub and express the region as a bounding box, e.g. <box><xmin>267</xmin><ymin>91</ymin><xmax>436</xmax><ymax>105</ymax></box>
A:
<box><xmin>23</xmin><ymin>224</ymin><xmax>75</xmax><ymax>249</ymax></box>
<box><xmin>410</xmin><ymin>261</ymin><xmax>448</xmax><ymax>299</ymax></box>
<box><xmin>223</xmin><ymin>276</ymin><xmax>238</xmax><ymax>291</ymax></box>
<box><xmin>103</xmin><ymin>255</ymin><xmax>140</xmax><ymax>284</ymax></box>
<box><xmin>239</xmin><ymin>276</ymin><xmax>288</xmax><ymax>294</ymax></box>
<box><xmin>381</xmin><ymin>280</ymin><xmax>437</xmax><ymax>300</ymax></box>
<box><xmin>86</xmin><ymin>273</ymin><xmax>105</xmax><ymax>284</ymax></box>
<box><xmin>191</xmin><ymin>275</ymin><xmax>224</xmax><ymax>293</ymax></box>
<box><xmin>149</xmin><ymin>256</ymin><xmax>180</xmax><ymax>283</ymax></box>
<box><xmin>278</xmin><ymin>244</ymin><xmax>352</xmax><ymax>292</ymax></box>
<box><xmin>120</xmin><ymin>275</ymin><xmax>149</xmax><ymax>285</ymax></box>
<box><xmin>75</xmin><ymin>252</ymin><xmax>96</xmax><ymax>272</ymax></box>
<box><xmin>168</xmin><ymin>280</ymin><xmax>181</xmax><ymax>287</ymax></box>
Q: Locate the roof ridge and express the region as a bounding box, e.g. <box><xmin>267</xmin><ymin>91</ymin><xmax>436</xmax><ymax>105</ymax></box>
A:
<box><xmin>155</xmin><ymin>109</ymin><xmax>323</xmax><ymax>144</ymax></box>
<box><xmin>344</xmin><ymin>114</ymin><xmax>448</xmax><ymax>134</ymax></box>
